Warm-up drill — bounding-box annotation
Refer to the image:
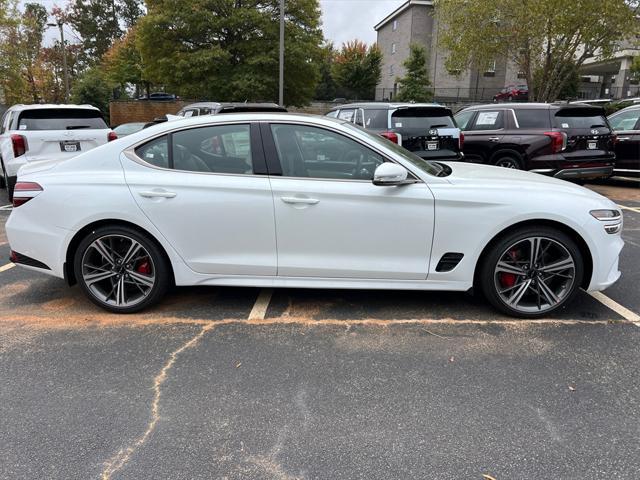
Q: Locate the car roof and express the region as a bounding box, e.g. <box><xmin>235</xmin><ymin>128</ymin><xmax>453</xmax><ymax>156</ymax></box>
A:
<box><xmin>609</xmin><ymin>104</ymin><xmax>640</xmax><ymax>115</ymax></box>
<box><xmin>180</xmin><ymin>102</ymin><xmax>284</xmax><ymax>110</ymax></box>
<box><xmin>329</xmin><ymin>102</ymin><xmax>449</xmax><ymax>111</ymax></box>
<box><xmin>8</xmin><ymin>103</ymin><xmax>101</xmax><ymax>112</ymax></box>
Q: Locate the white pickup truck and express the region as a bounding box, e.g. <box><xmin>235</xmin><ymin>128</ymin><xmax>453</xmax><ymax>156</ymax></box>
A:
<box><xmin>0</xmin><ymin>104</ymin><xmax>116</xmax><ymax>201</ymax></box>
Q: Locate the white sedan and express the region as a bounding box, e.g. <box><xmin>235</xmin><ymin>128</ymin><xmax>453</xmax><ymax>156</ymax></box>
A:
<box><xmin>6</xmin><ymin>113</ymin><xmax>623</xmax><ymax>317</ymax></box>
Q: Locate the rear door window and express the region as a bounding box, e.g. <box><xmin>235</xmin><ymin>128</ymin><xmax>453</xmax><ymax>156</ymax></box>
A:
<box><xmin>337</xmin><ymin>109</ymin><xmax>356</xmax><ymax>122</ymax></box>
<box><xmin>514</xmin><ymin>109</ymin><xmax>550</xmax><ymax>128</ymax></box>
<box><xmin>17</xmin><ymin>109</ymin><xmax>108</xmax><ymax>131</ymax></box>
<box><xmin>470</xmin><ymin>110</ymin><xmax>504</xmax><ymax>130</ymax></box>
<box><xmin>363</xmin><ymin>109</ymin><xmax>389</xmax><ymax>129</ymax></box>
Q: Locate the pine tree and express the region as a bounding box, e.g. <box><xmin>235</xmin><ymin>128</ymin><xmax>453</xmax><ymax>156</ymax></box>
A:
<box><xmin>396</xmin><ymin>44</ymin><xmax>433</xmax><ymax>102</ymax></box>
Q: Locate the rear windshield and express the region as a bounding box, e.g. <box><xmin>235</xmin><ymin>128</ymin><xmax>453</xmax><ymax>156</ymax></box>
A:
<box><xmin>391</xmin><ymin>108</ymin><xmax>455</xmax><ymax>134</ymax></box>
<box><xmin>553</xmin><ymin>109</ymin><xmax>608</xmax><ymax>130</ymax></box>
<box><xmin>515</xmin><ymin>109</ymin><xmax>550</xmax><ymax>128</ymax></box>
<box><xmin>17</xmin><ymin>108</ymin><xmax>108</xmax><ymax>131</ymax></box>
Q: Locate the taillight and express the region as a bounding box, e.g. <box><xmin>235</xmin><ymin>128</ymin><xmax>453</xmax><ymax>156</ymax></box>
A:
<box><xmin>11</xmin><ymin>134</ymin><xmax>27</xmax><ymax>157</ymax></box>
<box><xmin>459</xmin><ymin>132</ymin><xmax>464</xmax><ymax>150</ymax></box>
<box><xmin>380</xmin><ymin>131</ymin><xmax>399</xmax><ymax>144</ymax></box>
<box><xmin>544</xmin><ymin>131</ymin><xmax>567</xmax><ymax>153</ymax></box>
<box><xmin>108</xmin><ymin>131</ymin><xmax>118</xmax><ymax>142</ymax></box>
<box><xmin>12</xmin><ymin>181</ymin><xmax>43</xmax><ymax>208</ymax></box>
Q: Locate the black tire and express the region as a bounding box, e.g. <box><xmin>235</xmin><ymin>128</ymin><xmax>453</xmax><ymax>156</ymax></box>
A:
<box><xmin>0</xmin><ymin>159</ymin><xmax>6</xmax><ymax>189</ymax></box>
<box><xmin>73</xmin><ymin>225</ymin><xmax>171</xmax><ymax>313</ymax></box>
<box><xmin>492</xmin><ymin>152</ymin><xmax>523</xmax><ymax>169</ymax></box>
<box><xmin>478</xmin><ymin>226</ymin><xmax>584</xmax><ymax>318</ymax></box>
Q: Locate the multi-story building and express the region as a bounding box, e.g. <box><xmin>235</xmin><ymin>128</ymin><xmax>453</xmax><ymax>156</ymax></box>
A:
<box><xmin>374</xmin><ymin>0</ymin><xmax>524</xmax><ymax>102</ymax></box>
<box><xmin>374</xmin><ymin>0</ymin><xmax>638</xmax><ymax>102</ymax></box>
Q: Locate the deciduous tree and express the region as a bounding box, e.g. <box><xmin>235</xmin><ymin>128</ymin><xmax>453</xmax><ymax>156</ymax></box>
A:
<box><xmin>137</xmin><ymin>0</ymin><xmax>323</xmax><ymax>106</ymax></box>
<box><xmin>331</xmin><ymin>40</ymin><xmax>382</xmax><ymax>100</ymax></box>
<box><xmin>434</xmin><ymin>0</ymin><xmax>639</xmax><ymax>102</ymax></box>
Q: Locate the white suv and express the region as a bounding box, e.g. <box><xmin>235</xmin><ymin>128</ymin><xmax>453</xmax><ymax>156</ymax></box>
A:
<box><xmin>0</xmin><ymin>104</ymin><xmax>116</xmax><ymax>201</ymax></box>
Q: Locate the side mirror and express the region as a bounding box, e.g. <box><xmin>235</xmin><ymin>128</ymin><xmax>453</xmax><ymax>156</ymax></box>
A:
<box><xmin>373</xmin><ymin>163</ymin><xmax>409</xmax><ymax>186</ymax></box>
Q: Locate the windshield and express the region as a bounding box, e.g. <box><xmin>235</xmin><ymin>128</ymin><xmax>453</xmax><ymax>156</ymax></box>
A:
<box><xmin>342</xmin><ymin>122</ymin><xmax>446</xmax><ymax>177</ymax></box>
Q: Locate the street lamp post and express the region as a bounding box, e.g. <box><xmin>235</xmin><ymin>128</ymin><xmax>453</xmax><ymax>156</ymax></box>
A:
<box><xmin>278</xmin><ymin>0</ymin><xmax>284</xmax><ymax>106</ymax></box>
<box><xmin>47</xmin><ymin>21</ymin><xmax>70</xmax><ymax>103</ymax></box>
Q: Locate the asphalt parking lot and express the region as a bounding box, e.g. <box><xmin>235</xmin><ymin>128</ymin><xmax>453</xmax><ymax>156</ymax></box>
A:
<box><xmin>0</xmin><ymin>180</ymin><xmax>639</xmax><ymax>480</ymax></box>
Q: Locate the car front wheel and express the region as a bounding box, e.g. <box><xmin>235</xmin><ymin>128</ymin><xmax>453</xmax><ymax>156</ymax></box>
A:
<box><xmin>479</xmin><ymin>226</ymin><xmax>584</xmax><ymax>318</ymax></box>
<box><xmin>73</xmin><ymin>226</ymin><xmax>171</xmax><ymax>313</ymax></box>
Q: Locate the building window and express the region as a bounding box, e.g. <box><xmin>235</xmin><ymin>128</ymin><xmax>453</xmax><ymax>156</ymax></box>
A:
<box><xmin>517</xmin><ymin>71</ymin><xmax>526</xmax><ymax>79</ymax></box>
<box><xmin>447</xmin><ymin>68</ymin><xmax>461</xmax><ymax>76</ymax></box>
<box><xmin>484</xmin><ymin>60</ymin><xmax>496</xmax><ymax>77</ymax></box>
<box><xmin>389</xmin><ymin>64</ymin><xmax>395</xmax><ymax>76</ymax></box>
<box><xmin>392</xmin><ymin>20</ymin><xmax>398</xmax><ymax>31</ymax></box>
<box><xmin>391</xmin><ymin>43</ymin><xmax>396</xmax><ymax>54</ymax></box>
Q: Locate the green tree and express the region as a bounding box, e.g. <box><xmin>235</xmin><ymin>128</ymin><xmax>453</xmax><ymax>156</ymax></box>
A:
<box><xmin>72</xmin><ymin>67</ymin><xmax>112</xmax><ymax>120</ymax></box>
<box><xmin>66</xmin><ymin>0</ymin><xmax>145</xmax><ymax>66</ymax></box>
<box><xmin>315</xmin><ymin>42</ymin><xmax>338</xmax><ymax>100</ymax></box>
<box><xmin>434</xmin><ymin>0</ymin><xmax>639</xmax><ymax>102</ymax></box>
<box><xmin>332</xmin><ymin>40</ymin><xmax>382</xmax><ymax>100</ymax></box>
<box><xmin>21</xmin><ymin>3</ymin><xmax>48</xmax><ymax>102</ymax></box>
<box><xmin>395</xmin><ymin>44</ymin><xmax>433</xmax><ymax>102</ymax></box>
<box><xmin>137</xmin><ymin>0</ymin><xmax>323</xmax><ymax>106</ymax></box>
<box><xmin>103</xmin><ymin>26</ymin><xmax>148</xmax><ymax>97</ymax></box>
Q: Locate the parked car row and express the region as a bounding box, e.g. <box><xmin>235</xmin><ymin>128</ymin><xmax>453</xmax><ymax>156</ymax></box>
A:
<box><xmin>329</xmin><ymin>101</ymin><xmax>639</xmax><ymax>180</ymax></box>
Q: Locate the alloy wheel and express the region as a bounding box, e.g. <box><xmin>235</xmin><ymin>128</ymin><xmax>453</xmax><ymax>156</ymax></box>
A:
<box><xmin>81</xmin><ymin>234</ymin><xmax>156</xmax><ymax>308</ymax></box>
<box><xmin>493</xmin><ymin>236</ymin><xmax>576</xmax><ymax>314</ymax></box>
<box><xmin>495</xmin><ymin>158</ymin><xmax>518</xmax><ymax>169</ymax></box>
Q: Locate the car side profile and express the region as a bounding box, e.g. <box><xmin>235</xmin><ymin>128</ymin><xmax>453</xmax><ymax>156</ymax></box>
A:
<box><xmin>494</xmin><ymin>85</ymin><xmax>529</xmax><ymax>102</ymax></box>
<box><xmin>454</xmin><ymin>103</ymin><xmax>616</xmax><ymax>180</ymax></box>
<box><xmin>0</xmin><ymin>104</ymin><xmax>116</xmax><ymax>201</ymax></box>
<box><xmin>6</xmin><ymin>113</ymin><xmax>623</xmax><ymax>318</ymax></box>
<box><xmin>326</xmin><ymin>103</ymin><xmax>464</xmax><ymax>162</ymax></box>
<box><xmin>607</xmin><ymin>105</ymin><xmax>640</xmax><ymax>177</ymax></box>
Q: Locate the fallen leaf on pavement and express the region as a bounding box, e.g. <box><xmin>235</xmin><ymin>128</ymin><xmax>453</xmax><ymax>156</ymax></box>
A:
<box><xmin>235</xmin><ymin>362</ymin><xmax>242</xmax><ymax>368</ymax></box>
<box><xmin>482</xmin><ymin>475</ymin><xmax>497</xmax><ymax>480</ymax></box>
<box><xmin>449</xmin><ymin>356</ymin><xmax>455</xmax><ymax>362</ymax></box>
<box><xmin>568</xmin><ymin>385</ymin><xmax>576</xmax><ymax>391</ymax></box>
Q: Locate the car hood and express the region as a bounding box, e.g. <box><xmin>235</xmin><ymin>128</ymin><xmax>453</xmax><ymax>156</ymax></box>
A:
<box><xmin>441</xmin><ymin>161</ymin><xmax>609</xmax><ymax>201</ymax></box>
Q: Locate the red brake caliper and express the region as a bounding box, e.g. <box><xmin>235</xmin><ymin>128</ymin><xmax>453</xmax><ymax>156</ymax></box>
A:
<box><xmin>499</xmin><ymin>249</ymin><xmax>519</xmax><ymax>288</ymax></box>
<box><xmin>136</xmin><ymin>258</ymin><xmax>151</xmax><ymax>275</ymax></box>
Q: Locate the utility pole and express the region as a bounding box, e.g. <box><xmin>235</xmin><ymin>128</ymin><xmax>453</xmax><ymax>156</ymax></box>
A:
<box><xmin>48</xmin><ymin>21</ymin><xmax>70</xmax><ymax>102</ymax></box>
<box><xmin>278</xmin><ymin>0</ymin><xmax>285</xmax><ymax>106</ymax></box>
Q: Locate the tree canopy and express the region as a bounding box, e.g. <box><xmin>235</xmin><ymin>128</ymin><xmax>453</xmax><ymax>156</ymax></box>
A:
<box><xmin>395</xmin><ymin>44</ymin><xmax>432</xmax><ymax>102</ymax></box>
<box><xmin>136</xmin><ymin>0</ymin><xmax>323</xmax><ymax>106</ymax></box>
<box><xmin>331</xmin><ymin>40</ymin><xmax>382</xmax><ymax>100</ymax></box>
<box><xmin>434</xmin><ymin>0</ymin><xmax>639</xmax><ymax>102</ymax></box>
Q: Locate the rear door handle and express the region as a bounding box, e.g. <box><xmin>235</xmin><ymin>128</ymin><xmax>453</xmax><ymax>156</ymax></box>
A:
<box><xmin>281</xmin><ymin>196</ymin><xmax>319</xmax><ymax>205</ymax></box>
<box><xmin>138</xmin><ymin>190</ymin><xmax>177</xmax><ymax>199</ymax></box>
<box><xmin>488</xmin><ymin>137</ymin><xmax>501</xmax><ymax>142</ymax></box>
<box><xmin>616</xmin><ymin>137</ymin><xmax>631</xmax><ymax>141</ymax></box>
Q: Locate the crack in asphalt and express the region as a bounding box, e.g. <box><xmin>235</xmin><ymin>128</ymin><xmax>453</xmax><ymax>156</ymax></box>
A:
<box><xmin>99</xmin><ymin>321</ymin><xmax>221</xmax><ymax>480</ymax></box>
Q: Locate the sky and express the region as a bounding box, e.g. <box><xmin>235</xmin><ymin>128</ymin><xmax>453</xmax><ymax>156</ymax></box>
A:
<box><xmin>319</xmin><ymin>0</ymin><xmax>404</xmax><ymax>46</ymax></box>
<box><xmin>36</xmin><ymin>0</ymin><xmax>405</xmax><ymax>47</ymax></box>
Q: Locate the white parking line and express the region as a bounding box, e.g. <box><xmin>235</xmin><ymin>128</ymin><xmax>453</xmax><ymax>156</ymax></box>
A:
<box><xmin>619</xmin><ymin>204</ymin><xmax>640</xmax><ymax>214</ymax></box>
<box><xmin>589</xmin><ymin>291</ymin><xmax>640</xmax><ymax>326</ymax></box>
<box><xmin>248</xmin><ymin>288</ymin><xmax>274</xmax><ymax>320</ymax></box>
<box><xmin>0</xmin><ymin>263</ymin><xmax>15</xmax><ymax>273</ymax></box>
<box><xmin>0</xmin><ymin>204</ymin><xmax>12</xmax><ymax>211</ymax></box>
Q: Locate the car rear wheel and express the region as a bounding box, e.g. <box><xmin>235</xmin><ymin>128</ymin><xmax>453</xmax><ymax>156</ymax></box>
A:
<box><xmin>493</xmin><ymin>154</ymin><xmax>522</xmax><ymax>169</ymax></box>
<box><xmin>479</xmin><ymin>226</ymin><xmax>583</xmax><ymax>318</ymax></box>
<box><xmin>73</xmin><ymin>226</ymin><xmax>170</xmax><ymax>313</ymax></box>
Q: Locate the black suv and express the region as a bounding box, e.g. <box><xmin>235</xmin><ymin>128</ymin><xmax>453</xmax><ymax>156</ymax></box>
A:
<box><xmin>454</xmin><ymin>103</ymin><xmax>616</xmax><ymax>180</ymax></box>
<box><xmin>326</xmin><ymin>103</ymin><xmax>463</xmax><ymax>161</ymax></box>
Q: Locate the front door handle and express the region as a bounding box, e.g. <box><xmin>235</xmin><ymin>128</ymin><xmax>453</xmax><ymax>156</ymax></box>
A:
<box><xmin>138</xmin><ymin>190</ymin><xmax>177</xmax><ymax>199</ymax></box>
<box><xmin>616</xmin><ymin>137</ymin><xmax>631</xmax><ymax>141</ymax></box>
<box><xmin>488</xmin><ymin>137</ymin><xmax>501</xmax><ymax>142</ymax></box>
<box><xmin>281</xmin><ymin>196</ymin><xmax>319</xmax><ymax>205</ymax></box>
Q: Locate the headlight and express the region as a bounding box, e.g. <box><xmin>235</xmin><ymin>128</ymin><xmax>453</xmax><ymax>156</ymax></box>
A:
<box><xmin>590</xmin><ymin>209</ymin><xmax>621</xmax><ymax>221</ymax></box>
<box><xmin>590</xmin><ymin>209</ymin><xmax>622</xmax><ymax>235</ymax></box>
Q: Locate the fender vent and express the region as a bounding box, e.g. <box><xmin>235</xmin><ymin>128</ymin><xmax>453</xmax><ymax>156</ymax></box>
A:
<box><xmin>436</xmin><ymin>252</ymin><xmax>464</xmax><ymax>272</ymax></box>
